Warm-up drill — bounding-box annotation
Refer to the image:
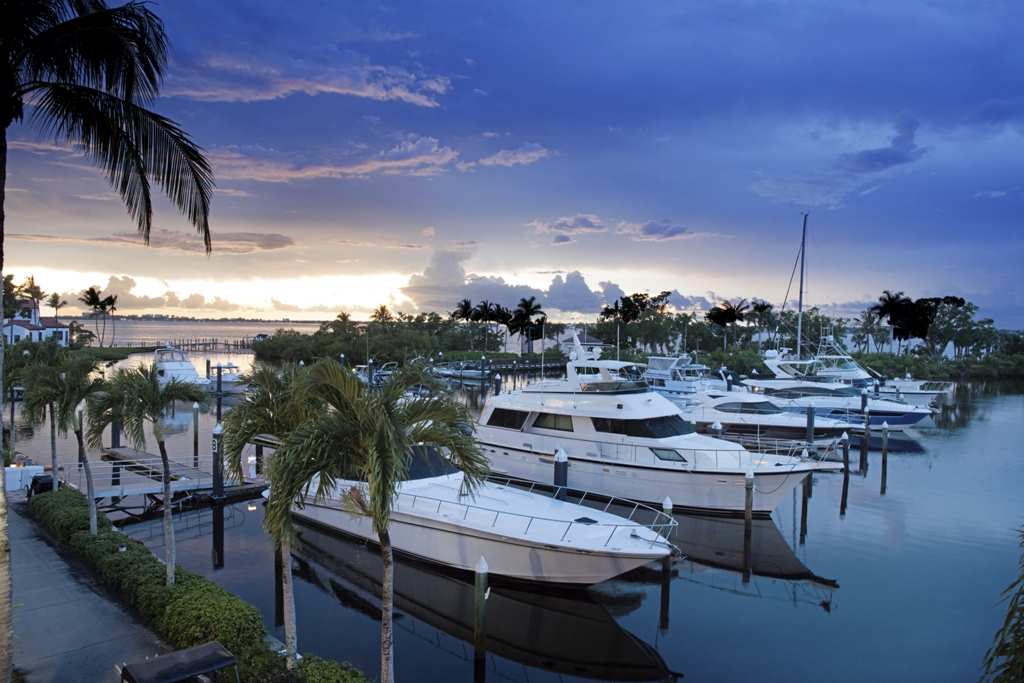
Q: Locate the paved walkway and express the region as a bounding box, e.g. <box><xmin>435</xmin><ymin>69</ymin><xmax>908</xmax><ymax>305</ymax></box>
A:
<box><xmin>8</xmin><ymin>499</ymin><xmax>167</xmax><ymax>682</ymax></box>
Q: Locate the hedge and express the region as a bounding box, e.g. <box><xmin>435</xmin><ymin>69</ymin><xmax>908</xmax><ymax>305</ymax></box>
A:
<box><xmin>27</xmin><ymin>488</ymin><xmax>366</xmax><ymax>682</ymax></box>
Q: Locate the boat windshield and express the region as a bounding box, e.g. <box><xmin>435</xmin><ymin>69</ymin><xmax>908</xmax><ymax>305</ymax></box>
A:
<box><xmin>156</xmin><ymin>350</ymin><xmax>187</xmax><ymax>363</ymax></box>
<box><xmin>592</xmin><ymin>414</ymin><xmax>695</xmax><ymax>437</ymax></box>
<box><xmin>405</xmin><ymin>445</ymin><xmax>460</xmax><ymax>480</ymax></box>
<box><xmin>578</xmin><ymin>380</ymin><xmax>649</xmax><ymax>394</ymax></box>
<box><xmin>715</xmin><ymin>401</ymin><xmax>784</xmax><ymax>415</ymax></box>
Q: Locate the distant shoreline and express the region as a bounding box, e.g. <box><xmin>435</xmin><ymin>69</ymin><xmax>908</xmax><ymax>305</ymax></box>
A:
<box><xmin>67</xmin><ymin>315</ymin><xmax>331</xmax><ymax>324</ymax></box>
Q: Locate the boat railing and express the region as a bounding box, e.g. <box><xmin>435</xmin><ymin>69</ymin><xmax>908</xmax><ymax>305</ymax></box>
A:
<box><xmin>320</xmin><ymin>482</ymin><xmax>677</xmax><ymax>550</ymax></box>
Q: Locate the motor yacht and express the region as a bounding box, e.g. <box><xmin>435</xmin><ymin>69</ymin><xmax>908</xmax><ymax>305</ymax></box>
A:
<box><xmin>677</xmin><ymin>389</ymin><xmax>859</xmax><ymax>441</ymax></box>
<box><xmin>742</xmin><ymin>379</ymin><xmax>933</xmax><ymax>429</ymax></box>
<box><xmin>475</xmin><ymin>355</ymin><xmax>841</xmax><ymax>516</ymax></box>
<box><xmin>642</xmin><ymin>355</ymin><xmax>721</xmax><ymax>397</ymax></box>
<box><xmin>277</xmin><ymin>447</ymin><xmax>675</xmax><ymax>585</ymax></box>
<box><xmin>153</xmin><ymin>346</ymin><xmax>211</xmax><ymax>388</ymax></box>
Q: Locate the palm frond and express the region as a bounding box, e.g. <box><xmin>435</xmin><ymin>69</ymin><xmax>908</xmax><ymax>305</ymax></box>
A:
<box><xmin>22</xmin><ymin>1</ymin><xmax>166</xmax><ymax>103</ymax></box>
<box><xmin>28</xmin><ymin>82</ymin><xmax>213</xmax><ymax>250</ymax></box>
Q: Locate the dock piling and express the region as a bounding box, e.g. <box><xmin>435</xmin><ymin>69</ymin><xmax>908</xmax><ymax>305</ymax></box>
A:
<box><xmin>553</xmin><ymin>448</ymin><xmax>568</xmax><ymax>499</ymax></box>
<box><xmin>860</xmin><ymin>410</ymin><xmax>870</xmax><ymax>474</ymax></box>
<box><xmin>805</xmin><ymin>405</ymin><xmax>815</xmax><ymax>444</ymax></box>
<box><xmin>742</xmin><ymin>470</ymin><xmax>754</xmax><ymax>584</ymax></box>
<box><xmin>212</xmin><ymin>423</ymin><xmax>224</xmax><ymax>500</ymax></box>
<box><xmin>880</xmin><ymin>421</ymin><xmax>889</xmax><ymax>495</ymax></box>
<box><xmin>473</xmin><ymin>556</ymin><xmax>489</xmax><ymax>681</ymax></box>
<box><xmin>192</xmin><ymin>402</ymin><xmax>200</xmax><ymax>469</ymax></box>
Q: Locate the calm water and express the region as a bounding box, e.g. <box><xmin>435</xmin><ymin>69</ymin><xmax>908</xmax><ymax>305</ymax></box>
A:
<box><xmin>66</xmin><ymin>317</ymin><xmax>322</xmax><ymax>345</ymax></box>
<box><xmin>10</xmin><ymin>350</ymin><xmax>1023</xmax><ymax>681</ymax></box>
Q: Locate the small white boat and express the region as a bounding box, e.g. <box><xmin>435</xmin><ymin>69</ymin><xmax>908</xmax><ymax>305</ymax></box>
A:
<box><xmin>431</xmin><ymin>361</ymin><xmax>488</xmax><ymax>380</ymax></box>
<box><xmin>154</xmin><ymin>347</ymin><xmax>210</xmax><ymax>389</ymax></box>
<box><xmin>742</xmin><ymin>379</ymin><xmax>933</xmax><ymax>429</ymax></box>
<box><xmin>280</xmin><ymin>451</ymin><xmax>675</xmax><ymax>585</ymax></box>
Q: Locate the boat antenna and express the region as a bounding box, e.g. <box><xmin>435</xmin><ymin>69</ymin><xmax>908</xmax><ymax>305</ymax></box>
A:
<box><xmin>796</xmin><ymin>213</ymin><xmax>808</xmax><ymax>361</ymax></box>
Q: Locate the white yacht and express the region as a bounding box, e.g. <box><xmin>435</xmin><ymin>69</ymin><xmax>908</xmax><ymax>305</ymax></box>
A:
<box><xmin>677</xmin><ymin>389</ymin><xmax>859</xmax><ymax>441</ymax></box>
<box><xmin>743</xmin><ymin>379</ymin><xmax>933</xmax><ymax>429</ymax></box>
<box><xmin>475</xmin><ymin>357</ymin><xmax>841</xmax><ymax>515</ymax></box>
<box><xmin>763</xmin><ymin>343</ymin><xmax>955</xmax><ymax>405</ymax></box>
<box><xmin>643</xmin><ymin>355</ymin><xmax>721</xmax><ymax>396</ymax></box>
<box><xmin>432</xmin><ymin>360</ymin><xmax>488</xmax><ymax>380</ymax></box>
<box><xmin>281</xmin><ymin>448</ymin><xmax>675</xmax><ymax>585</ymax></box>
<box><xmin>153</xmin><ymin>346</ymin><xmax>210</xmax><ymax>388</ymax></box>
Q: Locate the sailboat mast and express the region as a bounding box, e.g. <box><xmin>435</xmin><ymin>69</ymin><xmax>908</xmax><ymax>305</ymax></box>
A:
<box><xmin>796</xmin><ymin>213</ymin><xmax>808</xmax><ymax>360</ymax></box>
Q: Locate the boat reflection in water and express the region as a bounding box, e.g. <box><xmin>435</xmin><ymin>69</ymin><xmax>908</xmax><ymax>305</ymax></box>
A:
<box><xmin>599</xmin><ymin>513</ymin><xmax>838</xmax><ymax>615</ymax></box>
<box><xmin>291</xmin><ymin>519</ymin><xmax>677</xmax><ymax>682</ymax></box>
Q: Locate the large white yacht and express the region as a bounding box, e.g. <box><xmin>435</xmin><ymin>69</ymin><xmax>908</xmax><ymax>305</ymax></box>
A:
<box><xmin>153</xmin><ymin>346</ymin><xmax>211</xmax><ymax>388</ymax></box>
<box><xmin>281</xmin><ymin>448</ymin><xmax>675</xmax><ymax>585</ymax></box>
<box><xmin>475</xmin><ymin>355</ymin><xmax>841</xmax><ymax>515</ymax></box>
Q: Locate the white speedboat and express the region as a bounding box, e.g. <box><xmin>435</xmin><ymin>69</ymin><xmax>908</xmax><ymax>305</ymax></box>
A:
<box><xmin>153</xmin><ymin>346</ymin><xmax>210</xmax><ymax>388</ymax></box>
<box><xmin>874</xmin><ymin>373</ymin><xmax>956</xmax><ymax>406</ymax></box>
<box><xmin>280</xmin><ymin>450</ymin><xmax>674</xmax><ymax>585</ymax></box>
<box><xmin>475</xmin><ymin>357</ymin><xmax>841</xmax><ymax>515</ymax></box>
<box><xmin>432</xmin><ymin>361</ymin><xmax>488</xmax><ymax>380</ymax></box>
<box><xmin>677</xmin><ymin>389</ymin><xmax>859</xmax><ymax>441</ymax></box>
<box><xmin>743</xmin><ymin>379</ymin><xmax>933</xmax><ymax>429</ymax></box>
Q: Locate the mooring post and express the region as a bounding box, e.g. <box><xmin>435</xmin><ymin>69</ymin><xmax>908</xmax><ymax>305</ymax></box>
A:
<box><xmin>553</xmin><ymin>447</ymin><xmax>568</xmax><ymax>499</ymax></box>
<box><xmin>840</xmin><ymin>433</ymin><xmax>850</xmax><ymax>518</ymax></box>
<box><xmin>473</xmin><ymin>556</ymin><xmax>489</xmax><ymax>680</ymax></box>
<box><xmin>805</xmin><ymin>405</ymin><xmax>815</xmax><ymax>445</ymax></box>
<box><xmin>659</xmin><ymin>553</ymin><xmax>672</xmax><ymax>631</ymax></box>
<box><xmin>860</xmin><ymin>409</ymin><xmax>870</xmax><ymax>474</ymax></box>
<box><xmin>725</xmin><ymin>373</ymin><xmax>733</xmax><ymax>391</ymax></box>
<box><xmin>212</xmin><ymin>422</ymin><xmax>224</xmax><ymax>500</ymax></box>
<box><xmin>255</xmin><ymin>444</ymin><xmax>264</xmax><ymax>477</ymax></box>
<box><xmin>841</xmin><ymin>431</ymin><xmax>850</xmax><ymax>475</ymax></box>
<box><xmin>860</xmin><ymin>388</ymin><xmax>868</xmax><ymax>412</ymax></box>
<box><xmin>880</xmin><ymin>421</ymin><xmax>889</xmax><ymax>496</ymax></box>
<box><xmin>711</xmin><ymin>420</ymin><xmax>723</xmax><ymax>438</ymax></box>
<box><xmin>662</xmin><ymin>496</ymin><xmax>674</xmax><ymax>539</ymax></box>
<box><xmin>192</xmin><ymin>402</ymin><xmax>200</xmax><ymax>469</ymax></box>
<box><xmin>802</xmin><ymin>448</ymin><xmax>813</xmax><ymax>498</ymax></box>
<box><xmin>206</xmin><ymin>358</ymin><xmax>211</xmax><ymax>379</ymax></box>
<box><xmin>800</xmin><ymin>473</ymin><xmax>810</xmax><ymax>544</ymax></box>
<box><xmin>212</xmin><ymin>501</ymin><xmax>225</xmax><ymax>570</ymax></box>
<box><xmin>742</xmin><ymin>470</ymin><xmax>754</xmax><ymax>584</ymax></box>
<box><xmin>493</xmin><ymin>372</ymin><xmax>502</xmax><ymax>395</ymax></box>
<box><xmin>215</xmin><ymin>366</ymin><xmax>224</xmax><ymax>422</ymax></box>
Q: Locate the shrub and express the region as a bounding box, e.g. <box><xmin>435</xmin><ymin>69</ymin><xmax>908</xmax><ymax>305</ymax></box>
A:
<box><xmin>296</xmin><ymin>656</ymin><xmax>366</xmax><ymax>683</ymax></box>
<box><xmin>26</xmin><ymin>488</ymin><xmax>367</xmax><ymax>683</ymax></box>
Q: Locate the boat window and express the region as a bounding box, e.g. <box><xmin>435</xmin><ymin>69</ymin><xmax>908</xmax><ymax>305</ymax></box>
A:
<box><xmin>405</xmin><ymin>445</ymin><xmax>460</xmax><ymax>480</ymax></box>
<box><xmin>486</xmin><ymin>408</ymin><xmax>529</xmax><ymax>430</ymax></box>
<box><xmin>575</xmin><ymin>366</ymin><xmax>601</xmax><ymax>375</ymax></box>
<box><xmin>651</xmin><ymin>447</ymin><xmax>687</xmax><ymax>462</ymax></box>
<box><xmin>533</xmin><ymin>412</ymin><xmax>574</xmax><ymax>431</ymax></box>
<box><xmin>716</xmin><ymin>401</ymin><xmax>782</xmax><ymax>415</ymax></box>
<box><xmin>593</xmin><ymin>415</ymin><xmax>694</xmax><ymax>437</ymax></box>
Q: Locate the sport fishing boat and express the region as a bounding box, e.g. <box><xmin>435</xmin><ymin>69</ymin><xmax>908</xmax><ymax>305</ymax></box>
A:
<box><xmin>677</xmin><ymin>389</ymin><xmax>860</xmax><ymax>440</ymax></box>
<box><xmin>475</xmin><ymin>353</ymin><xmax>842</xmax><ymax>516</ymax></box>
<box><xmin>642</xmin><ymin>355</ymin><xmax>721</xmax><ymax>397</ymax></box>
<box><xmin>153</xmin><ymin>346</ymin><xmax>211</xmax><ymax>389</ymax></box>
<box><xmin>742</xmin><ymin>378</ymin><xmax>933</xmax><ymax>429</ymax></box>
<box><xmin>277</xmin><ymin>447</ymin><xmax>675</xmax><ymax>585</ymax></box>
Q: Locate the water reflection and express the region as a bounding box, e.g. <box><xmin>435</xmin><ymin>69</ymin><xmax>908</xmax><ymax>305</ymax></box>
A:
<box><xmin>291</xmin><ymin>519</ymin><xmax>677</xmax><ymax>681</ymax></box>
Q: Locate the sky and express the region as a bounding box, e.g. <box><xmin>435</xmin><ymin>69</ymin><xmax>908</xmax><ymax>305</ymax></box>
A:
<box><xmin>5</xmin><ymin>0</ymin><xmax>1024</xmax><ymax>327</ymax></box>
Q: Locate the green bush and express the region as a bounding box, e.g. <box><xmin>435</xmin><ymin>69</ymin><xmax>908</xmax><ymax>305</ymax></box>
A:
<box><xmin>26</xmin><ymin>488</ymin><xmax>368</xmax><ymax>682</ymax></box>
<box><xmin>296</xmin><ymin>656</ymin><xmax>366</xmax><ymax>683</ymax></box>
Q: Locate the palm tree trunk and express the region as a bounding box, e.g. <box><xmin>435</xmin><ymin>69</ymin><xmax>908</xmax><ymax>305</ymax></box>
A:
<box><xmin>49</xmin><ymin>403</ymin><xmax>58</xmax><ymax>488</ymax></box>
<box><xmin>1</xmin><ymin>130</ymin><xmax>6</xmax><ymax>456</ymax></box>
<box><xmin>76</xmin><ymin>427</ymin><xmax>97</xmax><ymax>535</ymax></box>
<box><xmin>158</xmin><ymin>440</ymin><xmax>176</xmax><ymax>585</ymax></box>
<box><xmin>280</xmin><ymin>535</ymin><xmax>298</xmax><ymax>669</ymax></box>
<box><xmin>380</xmin><ymin>529</ymin><xmax>395</xmax><ymax>683</ymax></box>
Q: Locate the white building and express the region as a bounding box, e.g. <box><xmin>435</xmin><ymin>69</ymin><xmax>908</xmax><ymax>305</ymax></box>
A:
<box><xmin>2</xmin><ymin>299</ymin><xmax>69</xmax><ymax>347</ymax></box>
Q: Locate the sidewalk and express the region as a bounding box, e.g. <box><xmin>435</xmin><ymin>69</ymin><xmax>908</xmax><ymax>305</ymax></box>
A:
<box><xmin>8</xmin><ymin>498</ymin><xmax>167</xmax><ymax>682</ymax></box>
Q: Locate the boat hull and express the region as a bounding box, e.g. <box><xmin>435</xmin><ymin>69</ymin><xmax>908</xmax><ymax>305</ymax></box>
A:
<box><xmin>480</xmin><ymin>445</ymin><xmax>828</xmax><ymax>516</ymax></box>
<box><xmin>291</xmin><ymin>499</ymin><xmax>664</xmax><ymax>585</ymax></box>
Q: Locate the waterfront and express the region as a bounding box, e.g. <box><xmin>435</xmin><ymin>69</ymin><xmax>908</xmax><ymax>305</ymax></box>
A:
<box><xmin>9</xmin><ymin>349</ymin><xmax>1013</xmax><ymax>682</ymax></box>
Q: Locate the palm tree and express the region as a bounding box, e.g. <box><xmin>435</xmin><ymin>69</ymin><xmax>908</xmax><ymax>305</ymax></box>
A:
<box><xmin>104</xmin><ymin>293</ymin><xmax>118</xmax><ymax>347</ymax></box>
<box><xmin>705</xmin><ymin>299</ymin><xmax>749</xmax><ymax>351</ymax></box>
<box><xmin>451</xmin><ymin>298</ymin><xmax>474</xmax><ymax>322</ymax></box>
<box><xmin>223</xmin><ymin>364</ymin><xmax>312</xmax><ymax>670</ymax></box>
<box><xmin>871</xmin><ymin>290</ymin><xmax>914</xmax><ymax>354</ymax></box>
<box><xmin>263</xmin><ymin>362</ymin><xmax>489</xmax><ymax>683</ymax></box>
<box><xmin>512</xmin><ymin>296</ymin><xmax>544</xmax><ymax>354</ymax></box>
<box><xmin>78</xmin><ymin>287</ymin><xmax>107</xmax><ymax>346</ymax></box>
<box><xmin>46</xmin><ymin>292</ymin><xmax>67</xmax><ymax>325</ymax></box>
<box><xmin>21</xmin><ymin>363</ymin><xmax>62</xmax><ymax>491</ymax></box>
<box><xmin>114</xmin><ymin>365</ymin><xmax>206</xmax><ymax>585</ymax></box>
<box><xmin>51</xmin><ymin>355</ymin><xmax>103</xmax><ymax>533</ymax></box>
<box><xmin>20</xmin><ymin>275</ymin><xmax>44</xmax><ymax>304</ymax></box>
<box><xmin>1</xmin><ymin>0</ymin><xmax>216</xmax><ymax>450</ymax></box>
<box><xmin>473</xmin><ymin>300</ymin><xmax>495</xmax><ymax>350</ymax></box>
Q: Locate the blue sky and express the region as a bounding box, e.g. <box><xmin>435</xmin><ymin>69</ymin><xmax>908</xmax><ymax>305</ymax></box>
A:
<box><xmin>5</xmin><ymin>0</ymin><xmax>1023</xmax><ymax>326</ymax></box>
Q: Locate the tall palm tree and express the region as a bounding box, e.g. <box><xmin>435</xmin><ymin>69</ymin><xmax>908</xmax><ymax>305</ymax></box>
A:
<box><xmin>103</xmin><ymin>293</ymin><xmax>117</xmax><ymax>347</ymax></box>
<box><xmin>1</xmin><ymin>0</ymin><xmax>216</xmax><ymax>452</ymax></box>
<box><xmin>20</xmin><ymin>275</ymin><xmax>44</xmax><ymax>304</ymax></box>
<box><xmin>20</xmin><ymin>342</ymin><xmax>66</xmax><ymax>488</ymax></box>
<box><xmin>705</xmin><ymin>299</ymin><xmax>749</xmax><ymax>351</ymax></box>
<box><xmin>264</xmin><ymin>362</ymin><xmax>489</xmax><ymax>683</ymax></box>
<box><xmin>222</xmin><ymin>364</ymin><xmax>312</xmax><ymax>670</ymax></box>
<box><xmin>473</xmin><ymin>300</ymin><xmax>495</xmax><ymax>350</ymax></box>
<box><xmin>113</xmin><ymin>365</ymin><xmax>205</xmax><ymax>585</ymax></box>
<box><xmin>513</xmin><ymin>296</ymin><xmax>544</xmax><ymax>354</ymax></box>
<box><xmin>78</xmin><ymin>286</ymin><xmax>107</xmax><ymax>346</ymax></box>
<box><xmin>451</xmin><ymin>298</ymin><xmax>474</xmax><ymax>322</ymax></box>
<box><xmin>51</xmin><ymin>355</ymin><xmax>103</xmax><ymax>533</ymax></box>
<box><xmin>46</xmin><ymin>292</ymin><xmax>66</xmax><ymax>325</ymax></box>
